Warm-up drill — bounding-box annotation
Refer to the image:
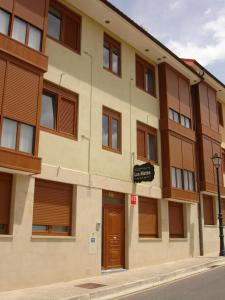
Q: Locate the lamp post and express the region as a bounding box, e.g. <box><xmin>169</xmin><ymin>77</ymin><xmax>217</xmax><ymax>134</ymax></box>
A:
<box><xmin>212</xmin><ymin>153</ymin><xmax>225</xmax><ymax>256</ymax></box>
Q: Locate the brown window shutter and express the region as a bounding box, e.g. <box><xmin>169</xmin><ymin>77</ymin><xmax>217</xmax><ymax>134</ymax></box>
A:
<box><xmin>139</xmin><ymin>197</ymin><xmax>158</xmax><ymax>237</ymax></box>
<box><xmin>137</xmin><ymin>128</ymin><xmax>146</xmax><ymax>158</ymax></box>
<box><xmin>0</xmin><ymin>172</ymin><xmax>12</xmax><ymax>233</ymax></box>
<box><xmin>4</xmin><ymin>63</ymin><xmax>39</xmax><ymax>125</ymax></box>
<box><xmin>222</xmin><ymin>200</ymin><xmax>225</xmax><ymax>224</ymax></box>
<box><xmin>0</xmin><ymin>58</ymin><xmax>7</xmax><ymax>113</ymax></box>
<box><xmin>169</xmin><ymin>201</ymin><xmax>184</xmax><ymax>238</ymax></box>
<box><xmin>33</xmin><ymin>179</ymin><xmax>73</xmax><ymax>227</ymax></box>
<box><xmin>203</xmin><ymin>195</ymin><xmax>215</xmax><ymax>225</ymax></box>
<box><xmin>58</xmin><ymin>98</ymin><xmax>76</xmax><ymax>136</ymax></box>
<box><xmin>217</xmin><ymin>102</ymin><xmax>224</xmax><ymax>127</ymax></box>
<box><xmin>63</xmin><ymin>14</ymin><xmax>80</xmax><ymax>51</ymax></box>
<box><xmin>136</xmin><ymin>59</ymin><xmax>144</xmax><ymax>89</ymax></box>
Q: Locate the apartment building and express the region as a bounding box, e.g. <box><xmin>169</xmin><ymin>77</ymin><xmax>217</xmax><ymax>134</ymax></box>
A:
<box><xmin>0</xmin><ymin>0</ymin><xmax>225</xmax><ymax>291</ymax></box>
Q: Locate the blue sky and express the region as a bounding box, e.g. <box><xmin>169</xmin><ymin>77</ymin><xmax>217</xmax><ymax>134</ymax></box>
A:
<box><xmin>109</xmin><ymin>0</ymin><xmax>225</xmax><ymax>84</ymax></box>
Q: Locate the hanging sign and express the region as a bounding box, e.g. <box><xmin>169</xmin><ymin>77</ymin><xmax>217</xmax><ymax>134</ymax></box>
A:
<box><xmin>133</xmin><ymin>162</ymin><xmax>155</xmax><ymax>183</ymax></box>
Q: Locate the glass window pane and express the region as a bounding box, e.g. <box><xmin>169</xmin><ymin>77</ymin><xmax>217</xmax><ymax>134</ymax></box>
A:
<box><xmin>102</xmin><ymin>115</ymin><xmax>109</xmax><ymax>146</ymax></box>
<box><xmin>145</xmin><ymin>69</ymin><xmax>154</xmax><ymax>94</ymax></box>
<box><xmin>112</xmin><ymin>118</ymin><xmax>118</xmax><ymax>149</ymax></box>
<box><xmin>188</xmin><ymin>172</ymin><xmax>194</xmax><ymax>191</ymax></box>
<box><xmin>169</xmin><ymin>109</ymin><xmax>173</xmax><ymax>120</ymax></box>
<box><xmin>177</xmin><ymin>168</ymin><xmax>182</xmax><ymax>189</ymax></box>
<box><xmin>183</xmin><ymin>170</ymin><xmax>188</xmax><ymax>190</ymax></box>
<box><xmin>52</xmin><ymin>226</ymin><xmax>69</xmax><ymax>232</ymax></box>
<box><xmin>185</xmin><ymin>117</ymin><xmax>191</xmax><ymax>128</ymax></box>
<box><xmin>147</xmin><ymin>133</ymin><xmax>157</xmax><ymax>161</ymax></box>
<box><xmin>112</xmin><ymin>48</ymin><xmax>119</xmax><ymax>74</ymax></box>
<box><xmin>19</xmin><ymin>124</ymin><xmax>34</xmax><ymax>154</ymax></box>
<box><xmin>1</xmin><ymin>118</ymin><xmax>17</xmax><ymax>150</ymax></box>
<box><xmin>103</xmin><ymin>43</ymin><xmax>110</xmax><ymax>69</ymax></box>
<box><xmin>32</xmin><ymin>225</ymin><xmax>48</xmax><ymax>232</ymax></box>
<box><xmin>41</xmin><ymin>93</ymin><xmax>55</xmax><ymax>129</ymax></box>
<box><xmin>12</xmin><ymin>17</ymin><xmax>27</xmax><ymax>44</ymax></box>
<box><xmin>172</xmin><ymin>167</ymin><xmax>176</xmax><ymax>188</ymax></box>
<box><xmin>173</xmin><ymin>111</ymin><xmax>179</xmax><ymax>123</ymax></box>
<box><xmin>180</xmin><ymin>115</ymin><xmax>185</xmax><ymax>126</ymax></box>
<box><xmin>28</xmin><ymin>26</ymin><xmax>42</xmax><ymax>51</ymax></box>
<box><xmin>0</xmin><ymin>9</ymin><xmax>10</xmax><ymax>35</ymax></box>
<box><xmin>48</xmin><ymin>8</ymin><xmax>61</xmax><ymax>40</ymax></box>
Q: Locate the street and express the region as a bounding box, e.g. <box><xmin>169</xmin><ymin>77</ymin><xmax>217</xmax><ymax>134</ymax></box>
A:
<box><xmin>119</xmin><ymin>265</ymin><xmax>225</xmax><ymax>300</ymax></box>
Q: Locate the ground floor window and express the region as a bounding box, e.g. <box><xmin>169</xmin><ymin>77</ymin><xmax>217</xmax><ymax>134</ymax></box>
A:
<box><xmin>203</xmin><ymin>195</ymin><xmax>215</xmax><ymax>225</ymax></box>
<box><xmin>138</xmin><ymin>197</ymin><xmax>158</xmax><ymax>238</ymax></box>
<box><xmin>0</xmin><ymin>172</ymin><xmax>12</xmax><ymax>234</ymax></box>
<box><xmin>32</xmin><ymin>179</ymin><xmax>73</xmax><ymax>236</ymax></box>
<box><xmin>168</xmin><ymin>201</ymin><xmax>184</xmax><ymax>238</ymax></box>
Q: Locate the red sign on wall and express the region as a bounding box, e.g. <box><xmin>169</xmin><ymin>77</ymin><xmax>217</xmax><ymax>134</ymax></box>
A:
<box><xmin>130</xmin><ymin>194</ymin><xmax>137</xmax><ymax>205</ymax></box>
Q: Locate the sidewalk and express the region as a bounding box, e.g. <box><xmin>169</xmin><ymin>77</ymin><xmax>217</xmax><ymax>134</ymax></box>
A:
<box><xmin>1</xmin><ymin>255</ymin><xmax>225</xmax><ymax>300</ymax></box>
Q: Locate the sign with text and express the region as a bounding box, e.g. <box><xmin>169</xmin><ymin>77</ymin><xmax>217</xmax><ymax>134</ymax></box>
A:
<box><xmin>130</xmin><ymin>194</ymin><xmax>137</xmax><ymax>205</ymax></box>
<box><xmin>133</xmin><ymin>163</ymin><xmax>155</xmax><ymax>183</ymax></box>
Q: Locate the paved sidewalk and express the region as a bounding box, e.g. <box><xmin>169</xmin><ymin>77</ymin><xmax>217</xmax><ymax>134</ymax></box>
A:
<box><xmin>1</xmin><ymin>255</ymin><xmax>225</xmax><ymax>300</ymax></box>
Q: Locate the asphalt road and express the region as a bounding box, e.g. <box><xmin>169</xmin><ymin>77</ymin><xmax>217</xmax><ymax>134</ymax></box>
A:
<box><xmin>119</xmin><ymin>265</ymin><xmax>225</xmax><ymax>300</ymax></box>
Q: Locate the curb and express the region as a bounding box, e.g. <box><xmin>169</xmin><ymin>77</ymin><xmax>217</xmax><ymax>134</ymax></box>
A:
<box><xmin>64</xmin><ymin>258</ymin><xmax>225</xmax><ymax>300</ymax></box>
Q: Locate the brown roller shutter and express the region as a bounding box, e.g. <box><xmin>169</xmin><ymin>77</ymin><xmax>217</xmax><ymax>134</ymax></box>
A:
<box><xmin>4</xmin><ymin>63</ymin><xmax>39</xmax><ymax>125</ymax></box>
<box><xmin>33</xmin><ymin>179</ymin><xmax>72</xmax><ymax>227</ymax></box>
<box><xmin>14</xmin><ymin>0</ymin><xmax>46</xmax><ymax>29</ymax></box>
<box><xmin>202</xmin><ymin>137</ymin><xmax>215</xmax><ymax>185</ymax></box>
<box><xmin>169</xmin><ymin>135</ymin><xmax>182</xmax><ymax>168</ymax></box>
<box><xmin>136</xmin><ymin>58</ymin><xmax>144</xmax><ymax>90</ymax></box>
<box><xmin>169</xmin><ymin>201</ymin><xmax>184</xmax><ymax>238</ymax></box>
<box><xmin>139</xmin><ymin>197</ymin><xmax>158</xmax><ymax>237</ymax></box>
<box><xmin>166</xmin><ymin>67</ymin><xmax>179</xmax><ymax>112</ymax></box>
<box><xmin>182</xmin><ymin>140</ymin><xmax>195</xmax><ymax>171</ymax></box>
<box><xmin>217</xmin><ymin>102</ymin><xmax>224</xmax><ymax>127</ymax></box>
<box><xmin>222</xmin><ymin>200</ymin><xmax>225</xmax><ymax>224</ymax></box>
<box><xmin>0</xmin><ymin>172</ymin><xmax>12</xmax><ymax>233</ymax></box>
<box><xmin>0</xmin><ymin>0</ymin><xmax>13</xmax><ymax>12</ymax></box>
<box><xmin>63</xmin><ymin>14</ymin><xmax>80</xmax><ymax>52</ymax></box>
<box><xmin>0</xmin><ymin>58</ymin><xmax>7</xmax><ymax>112</ymax></box>
<box><xmin>179</xmin><ymin>77</ymin><xmax>191</xmax><ymax>118</ymax></box>
<box><xmin>59</xmin><ymin>98</ymin><xmax>76</xmax><ymax>136</ymax></box>
<box><xmin>199</xmin><ymin>82</ymin><xmax>210</xmax><ymax>127</ymax></box>
<box><xmin>137</xmin><ymin>128</ymin><xmax>146</xmax><ymax>158</ymax></box>
<box><xmin>203</xmin><ymin>195</ymin><xmax>215</xmax><ymax>225</ymax></box>
<box><xmin>208</xmin><ymin>86</ymin><xmax>218</xmax><ymax>132</ymax></box>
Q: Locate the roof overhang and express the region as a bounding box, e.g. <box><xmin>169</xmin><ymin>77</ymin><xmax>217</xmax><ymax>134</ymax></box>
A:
<box><xmin>65</xmin><ymin>0</ymin><xmax>200</xmax><ymax>84</ymax></box>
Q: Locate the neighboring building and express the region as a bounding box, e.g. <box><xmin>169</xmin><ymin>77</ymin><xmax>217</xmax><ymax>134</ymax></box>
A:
<box><xmin>0</xmin><ymin>0</ymin><xmax>224</xmax><ymax>291</ymax></box>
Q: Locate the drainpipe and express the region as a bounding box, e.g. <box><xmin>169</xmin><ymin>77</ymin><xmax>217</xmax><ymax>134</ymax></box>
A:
<box><xmin>129</xmin><ymin>78</ymin><xmax>134</xmax><ymax>181</ymax></box>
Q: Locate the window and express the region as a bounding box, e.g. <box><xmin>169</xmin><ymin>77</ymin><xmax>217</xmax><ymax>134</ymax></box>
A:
<box><xmin>169</xmin><ymin>109</ymin><xmax>191</xmax><ymax>128</ymax></box>
<box><xmin>139</xmin><ymin>197</ymin><xmax>158</xmax><ymax>238</ymax></box>
<box><xmin>203</xmin><ymin>195</ymin><xmax>215</xmax><ymax>225</ymax></box>
<box><xmin>102</xmin><ymin>106</ymin><xmax>121</xmax><ymax>152</ymax></box>
<box><xmin>218</xmin><ymin>102</ymin><xmax>224</xmax><ymax>127</ymax></box>
<box><xmin>41</xmin><ymin>82</ymin><xmax>78</xmax><ymax>139</ymax></box>
<box><xmin>169</xmin><ymin>201</ymin><xmax>184</xmax><ymax>238</ymax></box>
<box><xmin>12</xmin><ymin>17</ymin><xmax>27</xmax><ymax>44</ymax></box>
<box><xmin>222</xmin><ymin>151</ymin><xmax>225</xmax><ymax>174</ymax></box>
<box><xmin>47</xmin><ymin>2</ymin><xmax>81</xmax><ymax>53</ymax></box>
<box><xmin>0</xmin><ymin>9</ymin><xmax>10</xmax><ymax>35</ymax></box>
<box><xmin>28</xmin><ymin>25</ymin><xmax>42</xmax><ymax>51</ymax></box>
<box><xmin>32</xmin><ymin>179</ymin><xmax>73</xmax><ymax>236</ymax></box>
<box><xmin>0</xmin><ymin>172</ymin><xmax>12</xmax><ymax>235</ymax></box>
<box><xmin>1</xmin><ymin>118</ymin><xmax>34</xmax><ymax>154</ymax></box>
<box><xmin>103</xmin><ymin>33</ymin><xmax>121</xmax><ymax>76</ymax></box>
<box><xmin>136</xmin><ymin>55</ymin><xmax>155</xmax><ymax>96</ymax></box>
<box><xmin>137</xmin><ymin>121</ymin><xmax>157</xmax><ymax>163</ymax></box>
<box><xmin>171</xmin><ymin>167</ymin><xmax>195</xmax><ymax>191</ymax></box>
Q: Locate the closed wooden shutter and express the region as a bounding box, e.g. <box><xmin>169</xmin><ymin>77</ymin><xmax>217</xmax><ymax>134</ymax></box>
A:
<box><xmin>33</xmin><ymin>179</ymin><xmax>72</xmax><ymax>227</ymax></box>
<box><xmin>0</xmin><ymin>0</ymin><xmax>13</xmax><ymax>12</ymax></box>
<box><xmin>166</xmin><ymin>67</ymin><xmax>179</xmax><ymax>112</ymax></box>
<box><xmin>217</xmin><ymin>102</ymin><xmax>224</xmax><ymax>127</ymax></box>
<box><xmin>203</xmin><ymin>195</ymin><xmax>215</xmax><ymax>225</ymax></box>
<box><xmin>222</xmin><ymin>200</ymin><xmax>225</xmax><ymax>225</ymax></box>
<box><xmin>0</xmin><ymin>58</ymin><xmax>7</xmax><ymax>113</ymax></box>
<box><xmin>0</xmin><ymin>172</ymin><xmax>12</xmax><ymax>233</ymax></box>
<box><xmin>208</xmin><ymin>86</ymin><xmax>218</xmax><ymax>132</ymax></box>
<box><xmin>137</xmin><ymin>128</ymin><xmax>146</xmax><ymax>158</ymax></box>
<box><xmin>59</xmin><ymin>98</ymin><xmax>76</xmax><ymax>136</ymax></box>
<box><xmin>136</xmin><ymin>58</ymin><xmax>144</xmax><ymax>90</ymax></box>
<box><xmin>179</xmin><ymin>77</ymin><xmax>191</xmax><ymax>118</ymax></box>
<box><xmin>139</xmin><ymin>197</ymin><xmax>158</xmax><ymax>237</ymax></box>
<box><xmin>63</xmin><ymin>14</ymin><xmax>80</xmax><ymax>51</ymax></box>
<box><xmin>4</xmin><ymin>63</ymin><xmax>39</xmax><ymax>125</ymax></box>
<box><xmin>169</xmin><ymin>201</ymin><xmax>184</xmax><ymax>238</ymax></box>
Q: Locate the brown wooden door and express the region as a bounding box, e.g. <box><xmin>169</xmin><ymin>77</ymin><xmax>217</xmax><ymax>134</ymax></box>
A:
<box><xmin>102</xmin><ymin>204</ymin><xmax>125</xmax><ymax>269</ymax></box>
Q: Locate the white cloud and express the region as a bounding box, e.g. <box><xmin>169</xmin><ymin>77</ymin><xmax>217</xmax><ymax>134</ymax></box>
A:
<box><xmin>169</xmin><ymin>1</ymin><xmax>180</xmax><ymax>10</ymax></box>
<box><xmin>204</xmin><ymin>8</ymin><xmax>212</xmax><ymax>15</ymax></box>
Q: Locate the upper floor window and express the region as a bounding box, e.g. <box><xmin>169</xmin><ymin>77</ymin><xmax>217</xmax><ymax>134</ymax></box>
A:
<box><xmin>0</xmin><ymin>9</ymin><xmax>10</xmax><ymax>35</ymax></box>
<box><xmin>41</xmin><ymin>82</ymin><xmax>78</xmax><ymax>139</ymax></box>
<box><xmin>47</xmin><ymin>2</ymin><xmax>81</xmax><ymax>53</ymax></box>
<box><xmin>217</xmin><ymin>101</ymin><xmax>224</xmax><ymax>127</ymax></box>
<box><xmin>1</xmin><ymin>118</ymin><xmax>34</xmax><ymax>154</ymax></box>
<box><xmin>137</xmin><ymin>121</ymin><xmax>157</xmax><ymax>163</ymax></box>
<box><xmin>103</xmin><ymin>33</ymin><xmax>121</xmax><ymax>76</ymax></box>
<box><xmin>136</xmin><ymin>55</ymin><xmax>155</xmax><ymax>96</ymax></box>
<box><xmin>102</xmin><ymin>106</ymin><xmax>121</xmax><ymax>153</ymax></box>
<box><xmin>169</xmin><ymin>108</ymin><xmax>191</xmax><ymax>129</ymax></box>
<box><xmin>171</xmin><ymin>167</ymin><xmax>195</xmax><ymax>191</ymax></box>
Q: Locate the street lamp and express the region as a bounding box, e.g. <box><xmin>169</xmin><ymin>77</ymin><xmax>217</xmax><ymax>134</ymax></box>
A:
<box><xmin>212</xmin><ymin>153</ymin><xmax>225</xmax><ymax>256</ymax></box>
